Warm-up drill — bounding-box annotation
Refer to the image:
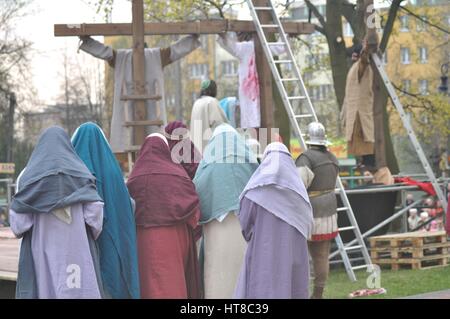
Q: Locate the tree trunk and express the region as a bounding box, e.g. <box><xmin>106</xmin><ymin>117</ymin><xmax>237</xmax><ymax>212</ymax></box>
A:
<box><xmin>372</xmin><ymin>0</ymin><xmax>403</xmax><ymax>173</ymax></box>
<box><xmin>326</xmin><ymin>0</ymin><xmax>349</xmax><ymax>110</ymax></box>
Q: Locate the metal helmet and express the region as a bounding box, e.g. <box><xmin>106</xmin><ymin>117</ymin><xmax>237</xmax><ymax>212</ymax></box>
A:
<box><xmin>306</xmin><ymin>122</ymin><xmax>328</xmax><ymax>146</ymax></box>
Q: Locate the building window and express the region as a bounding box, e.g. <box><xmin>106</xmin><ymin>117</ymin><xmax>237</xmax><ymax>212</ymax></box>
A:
<box><xmin>400</xmin><ymin>47</ymin><xmax>411</xmax><ymax>64</ymax></box>
<box><xmin>416</xmin><ymin>16</ymin><xmax>427</xmax><ymax>32</ymax></box>
<box><xmin>318</xmin><ymin>5</ymin><xmax>326</xmax><ymax>16</ymax></box>
<box><xmin>400</xmin><ymin>15</ymin><xmax>409</xmax><ymax>32</ymax></box>
<box><xmin>343</xmin><ymin>22</ymin><xmax>354</xmax><ymax>37</ymax></box>
<box><xmin>200</xmin><ymin>36</ymin><xmax>208</xmax><ymax>51</ymax></box>
<box><xmin>221</xmin><ymin>60</ymin><xmax>238</xmax><ymax>76</ymax></box>
<box><xmin>189</xmin><ymin>63</ymin><xmax>209</xmax><ymax>79</ymax></box>
<box><xmin>402</xmin><ymin>79</ymin><xmax>411</xmax><ymax>94</ymax></box>
<box><xmin>309</xmin><ymin>84</ymin><xmax>332</xmax><ymax>101</ymax></box>
<box><xmin>382</xmin><ymin>52</ymin><xmax>388</xmax><ymax>65</ymax></box>
<box><xmin>419</xmin><ymin>46</ymin><xmax>428</xmax><ymax>63</ymax></box>
<box><xmin>303</xmin><ymin>71</ymin><xmax>313</xmax><ymax>82</ymax></box>
<box><xmin>419</xmin><ymin>79</ymin><xmax>428</xmax><ymax>95</ymax></box>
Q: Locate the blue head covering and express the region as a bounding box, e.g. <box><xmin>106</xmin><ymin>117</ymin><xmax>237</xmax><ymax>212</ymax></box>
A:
<box><xmin>194</xmin><ymin>123</ymin><xmax>258</xmax><ymax>224</ymax></box>
<box><xmin>240</xmin><ymin>142</ymin><xmax>313</xmax><ymax>239</ymax></box>
<box><xmin>219</xmin><ymin>97</ymin><xmax>238</xmax><ymax>128</ymax></box>
<box><xmin>72</xmin><ymin>122</ymin><xmax>140</xmax><ymax>299</ymax></box>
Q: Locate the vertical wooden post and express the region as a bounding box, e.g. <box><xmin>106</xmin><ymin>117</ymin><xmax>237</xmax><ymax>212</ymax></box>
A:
<box><xmin>253</xmin><ymin>0</ymin><xmax>274</xmax><ymax>133</ymax></box>
<box><xmin>132</xmin><ymin>0</ymin><xmax>147</xmax><ymax>146</ymax></box>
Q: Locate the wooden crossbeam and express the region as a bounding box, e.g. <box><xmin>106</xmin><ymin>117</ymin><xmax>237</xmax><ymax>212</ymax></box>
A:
<box><xmin>54</xmin><ymin>19</ymin><xmax>314</xmax><ymax>37</ymax></box>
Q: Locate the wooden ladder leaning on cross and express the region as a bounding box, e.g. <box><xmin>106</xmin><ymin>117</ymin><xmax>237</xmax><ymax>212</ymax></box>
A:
<box><xmin>55</xmin><ymin>0</ymin><xmax>314</xmax><ymax>174</ymax></box>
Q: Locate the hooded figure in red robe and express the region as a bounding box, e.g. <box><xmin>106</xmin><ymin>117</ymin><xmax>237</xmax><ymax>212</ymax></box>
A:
<box><xmin>127</xmin><ymin>133</ymin><xmax>202</xmax><ymax>299</ymax></box>
<box><xmin>164</xmin><ymin>121</ymin><xmax>202</xmax><ymax>180</ymax></box>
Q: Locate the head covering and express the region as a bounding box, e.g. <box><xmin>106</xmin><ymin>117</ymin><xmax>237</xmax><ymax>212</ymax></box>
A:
<box><xmin>240</xmin><ymin>142</ymin><xmax>313</xmax><ymax>239</ymax></box>
<box><xmin>11</xmin><ymin>126</ymin><xmax>102</xmax><ymax>215</ymax></box>
<box><xmin>201</xmin><ymin>79</ymin><xmax>211</xmax><ymax>90</ymax></box>
<box><xmin>71</xmin><ymin>122</ymin><xmax>140</xmax><ymax>299</ymax></box>
<box><xmin>127</xmin><ymin>134</ymin><xmax>200</xmax><ymax>227</ymax></box>
<box><xmin>164</xmin><ymin>121</ymin><xmax>202</xmax><ymax>180</ymax></box>
<box><xmin>193</xmin><ymin>123</ymin><xmax>258</xmax><ymax>224</ymax></box>
<box><xmin>219</xmin><ymin>97</ymin><xmax>238</xmax><ymax>128</ymax></box>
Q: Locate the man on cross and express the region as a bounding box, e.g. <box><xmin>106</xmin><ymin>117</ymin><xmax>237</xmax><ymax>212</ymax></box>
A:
<box><xmin>78</xmin><ymin>34</ymin><xmax>201</xmax><ymax>155</ymax></box>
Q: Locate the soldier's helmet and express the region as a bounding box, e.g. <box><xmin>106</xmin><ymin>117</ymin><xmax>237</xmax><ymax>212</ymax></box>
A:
<box><xmin>306</xmin><ymin>122</ymin><xmax>328</xmax><ymax>146</ymax></box>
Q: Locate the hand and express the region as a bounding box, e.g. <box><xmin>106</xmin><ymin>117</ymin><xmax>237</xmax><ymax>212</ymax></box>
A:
<box><xmin>79</xmin><ymin>35</ymin><xmax>91</xmax><ymax>42</ymax></box>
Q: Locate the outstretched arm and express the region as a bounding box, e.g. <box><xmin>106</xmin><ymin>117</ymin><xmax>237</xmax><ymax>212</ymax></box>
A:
<box><xmin>160</xmin><ymin>34</ymin><xmax>201</xmax><ymax>67</ymax></box>
<box><xmin>79</xmin><ymin>36</ymin><xmax>116</xmax><ymax>68</ymax></box>
<box><xmin>217</xmin><ymin>32</ymin><xmax>239</xmax><ymax>57</ymax></box>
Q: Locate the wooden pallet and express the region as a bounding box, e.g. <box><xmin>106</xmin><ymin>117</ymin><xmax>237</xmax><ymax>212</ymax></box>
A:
<box><xmin>369</xmin><ymin>231</ymin><xmax>447</xmax><ymax>249</ymax></box>
<box><xmin>369</xmin><ymin>231</ymin><xmax>450</xmax><ymax>271</ymax></box>
<box><xmin>373</xmin><ymin>254</ymin><xmax>450</xmax><ymax>271</ymax></box>
<box><xmin>371</xmin><ymin>242</ymin><xmax>450</xmax><ymax>259</ymax></box>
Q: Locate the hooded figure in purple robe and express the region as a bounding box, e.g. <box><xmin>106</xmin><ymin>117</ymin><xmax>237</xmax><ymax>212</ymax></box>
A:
<box><xmin>234</xmin><ymin>142</ymin><xmax>313</xmax><ymax>299</ymax></box>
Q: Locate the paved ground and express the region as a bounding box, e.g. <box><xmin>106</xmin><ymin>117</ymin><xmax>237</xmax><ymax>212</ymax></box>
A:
<box><xmin>402</xmin><ymin>290</ymin><xmax>450</xmax><ymax>299</ymax></box>
<box><xmin>0</xmin><ymin>227</ymin><xmax>19</xmax><ymax>281</ymax></box>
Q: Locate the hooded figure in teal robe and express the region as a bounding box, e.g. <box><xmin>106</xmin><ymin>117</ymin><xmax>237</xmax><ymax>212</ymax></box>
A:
<box><xmin>72</xmin><ymin>122</ymin><xmax>140</xmax><ymax>299</ymax></box>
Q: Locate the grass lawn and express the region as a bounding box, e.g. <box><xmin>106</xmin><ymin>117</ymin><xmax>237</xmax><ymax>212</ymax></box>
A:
<box><xmin>324</xmin><ymin>265</ymin><xmax>450</xmax><ymax>299</ymax></box>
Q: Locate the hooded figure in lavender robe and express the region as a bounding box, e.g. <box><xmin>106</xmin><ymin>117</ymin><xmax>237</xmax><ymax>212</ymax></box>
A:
<box><xmin>234</xmin><ymin>142</ymin><xmax>313</xmax><ymax>299</ymax></box>
<box><xmin>9</xmin><ymin>126</ymin><xmax>104</xmax><ymax>299</ymax></box>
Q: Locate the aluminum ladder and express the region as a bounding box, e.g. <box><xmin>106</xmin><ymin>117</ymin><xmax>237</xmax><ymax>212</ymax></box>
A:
<box><xmin>246</xmin><ymin>0</ymin><xmax>373</xmax><ymax>281</ymax></box>
<box><xmin>371</xmin><ymin>53</ymin><xmax>447</xmax><ymax>209</ymax></box>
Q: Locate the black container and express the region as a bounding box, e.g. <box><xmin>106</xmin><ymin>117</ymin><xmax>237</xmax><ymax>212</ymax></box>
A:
<box><xmin>337</xmin><ymin>183</ymin><xmax>399</xmax><ymax>243</ymax></box>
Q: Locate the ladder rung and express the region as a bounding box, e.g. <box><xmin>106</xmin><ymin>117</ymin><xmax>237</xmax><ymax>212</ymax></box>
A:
<box><xmin>268</xmin><ymin>42</ymin><xmax>285</xmax><ymax>46</ymax></box>
<box><xmin>124</xmin><ymin>120</ymin><xmax>164</xmax><ymax>127</ymax></box>
<box><xmin>254</xmin><ymin>6</ymin><xmax>272</xmax><ymax>10</ymax></box>
<box><xmin>281</xmin><ymin>78</ymin><xmax>299</xmax><ymax>81</ymax></box>
<box><xmin>294</xmin><ymin>114</ymin><xmax>313</xmax><ymax>119</ymax></box>
<box><xmin>337</xmin><ymin>207</ymin><xmax>349</xmax><ymax>212</ymax></box>
<box><xmin>338</xmin><ymin>226</ymin><xmax>356</xmax><ymax>232</ymax></box>
<box><xmin>125</xmin><ymin>145</ymin><xmax>141</xmax><ymax>152</ymax></box>
<box><xmin>121</xmin><ymin>94</ymin><xmax>162</xmax><ymax>101</ymax></box>
<box><xmin>345</xmin><ymin>245</ymin><xmax>362</xmax><ymax>251</ymax></box>
<box><xmin>274</xmin><ymin>60</ymin><xmax>292</xmax><ymax>64</ymax></box>
<box><xmin>261</xmin><ymin>24</ymin><xmax>279</xmax><ymax>28</ymax></box>
<box><xmin>352</xmin><ymin>265</ymin><xmax>371</xmax><ymax>270</ymax></box>
<box><xmin>288</xmin><ymin>96</ymin><xmax>306</xmax><ymax>100</ymax></box>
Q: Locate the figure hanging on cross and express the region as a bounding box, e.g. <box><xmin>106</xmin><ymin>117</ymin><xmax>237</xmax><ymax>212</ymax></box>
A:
<box><xmin>78</xmin><ymin>34</ymin><xmax>201</xmax><ymax>155</ymax></box>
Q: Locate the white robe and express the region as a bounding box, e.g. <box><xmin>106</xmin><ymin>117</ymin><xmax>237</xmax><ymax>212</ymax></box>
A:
<box><xmin>190</xmin><ymin>95</ymin><xmax>228</xmax><ymax>153</ymax></box>
<box><xmin>80</xmin><ymin>36</ymin><xmax>200</xmax><ymax>153</ymax></box>
<box><xmin>218</xmin><ymin>33</ymin><xmax>285</xmax><ymax>129</ymax></box>
<box><xmin>202</xmin><ymin>212</ymin><xmax>247</xmax><ymax>299</ymax></box>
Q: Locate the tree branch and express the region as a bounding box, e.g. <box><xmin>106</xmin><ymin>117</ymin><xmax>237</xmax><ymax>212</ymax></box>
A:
<box><xmin>304</xmin><ymin>0</ymin><xmax>327</xmax><ymax>29</ymax></box>
<box><xmin>379</xmin><ymin>0</ymin><xmax>403</xmax><ymax>53</ymax></box>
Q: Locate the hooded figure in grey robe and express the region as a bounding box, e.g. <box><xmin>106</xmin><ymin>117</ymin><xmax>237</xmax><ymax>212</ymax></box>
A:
<box><xmin>79</xmin><ymin>35</ymin><xmax>201</xmax><ymax>153</ymax></box>
<box><xmin>234</xmin><ymin>142</ymin><xmax>313</xmax><ymax>299</ymax></box>
<box><xmin>9</xmin><ymin>126</ymin><xmax>105</xmax><ymax>299</ymax></box>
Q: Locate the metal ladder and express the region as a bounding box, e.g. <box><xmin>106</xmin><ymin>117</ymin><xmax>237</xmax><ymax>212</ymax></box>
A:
<box><xmin>122</xmin><ymin>80</ymin><xmax>165</xmax><ymax>173</ymax></box>
<box><xmin>247</xmin><ymin>0</ymin><xmax>373</xmax><ymax>281</ymax></box>
<box><xmin>371</xmin><ymin>53</ymin><xmax>447</xmax><ymax>209</ymax></box>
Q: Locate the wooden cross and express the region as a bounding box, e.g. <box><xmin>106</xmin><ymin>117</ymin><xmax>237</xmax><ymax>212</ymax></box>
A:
<box><xmin>55</xmin><ymin>0</ymin><xmax>314</xmax><ymax>147</ymax></box>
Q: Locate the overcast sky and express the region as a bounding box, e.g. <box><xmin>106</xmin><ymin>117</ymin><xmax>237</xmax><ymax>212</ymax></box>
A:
<box><xmin>16</xmin><ymin>0</ymin><xmax>131</xmax><ymax>107</ymax></box>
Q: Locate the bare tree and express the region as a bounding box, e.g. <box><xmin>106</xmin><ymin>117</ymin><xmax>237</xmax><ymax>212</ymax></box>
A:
<box><xmin>57</xmin><ymin>48</ymin><xmax>106</xmax><ymax>135</ymax></box>
<box><xmin>0</xmin><ymin>0</ymin><xmax>34</xmax><ymax>164</ymax></box>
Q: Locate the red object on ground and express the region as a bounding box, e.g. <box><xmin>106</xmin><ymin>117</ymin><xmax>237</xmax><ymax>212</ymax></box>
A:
<box><xmin>348</xmin><ymin>288</ymin><xmax>387</xmax><ymax>298</ymax></box>
<box><xmin>394</xmin><ymin>177</ymin><xmax>436</xmax><ymax>196</ymax></box>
